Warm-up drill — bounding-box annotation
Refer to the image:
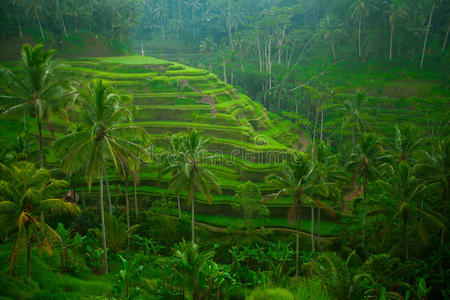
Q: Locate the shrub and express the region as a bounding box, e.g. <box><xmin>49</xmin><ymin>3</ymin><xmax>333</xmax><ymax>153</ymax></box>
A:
<box><xmin>247</xmin><ymin>287</ymin><xmax>294</xmax><ymax>300</ymax></box>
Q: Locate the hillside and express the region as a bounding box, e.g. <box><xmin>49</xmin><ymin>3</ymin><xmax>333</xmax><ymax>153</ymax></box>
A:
<box><xmin>47</xmin><ymin>56</ymin><xmax>300</xmax><ymax>207</ymax></box>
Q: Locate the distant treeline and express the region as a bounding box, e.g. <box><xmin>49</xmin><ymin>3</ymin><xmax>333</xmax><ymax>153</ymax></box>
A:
<box><xmin>1</xmin><ymin>0</ymin><xmax>449</xmax><ymax>112</ymax></box>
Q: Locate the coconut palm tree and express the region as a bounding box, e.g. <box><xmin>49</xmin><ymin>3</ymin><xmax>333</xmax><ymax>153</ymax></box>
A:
<box><xmin>266</xmin><ymin>153</ymin><xmax>328</xmax><ymax>276</ymax></box>
<box><xmin>385</xmin><ymin>0</ymin><xmax>409</xmax><ymax>61</ymax></box>
<box><xmin>379</xmin><ymin>162</ymin><xmax>445</xmax><ymax>260</ymax></box>
<box><xmin>420</xmin><ymin>0</ymin><xmax>441</xmax><ymax>68</ymax></box>
<box><xmin>340</xmin><ymin>90</ymin><xmax>372</xmax><ymax>142</ymax></box>
<box><xmin>416</xmin><ymin>138</ymin><xmax>449</xmax><ymax>245</ymax></box>
<box><xmin>25</xmin><ymin>0</ymin><xmax>46</xmax><ymax>39</ymax></box>
<box><xmin>171</xmin><ymin>240</ymin><xmax>215</xmax><ymax>300</ymax></box>
<box><xmin>351</xmin><ymin>0</ymin><xmax>374</xmax><ymax>57</ymax></box>
<box><xmin>0</xmin><ymin>161</ymin><xmax>80</xmax><ymax>282</ymax></box>
<box><xmin>55</xmin><ymin>79</ymin><xmax>148</xmax><ymax>274</ymax></box>
<box><xmin>0</xmin><ymin>44</ymin><xmax>74</xmax><ymax>168</ymax></box>
<box><xmin>347</xmin><ymin>133</ymin><xmax>384</xmax><ymax>248</ymax></box>
<box><xmin>305</xmin><ymin>251</ymin><xmax>373</xmax><ymax>300</ymax></box>
<box><xmin>165</xmin><ymin>130</ymin><xmax>221</xmax><ymax>243</ymax></box>
<box><xmin>385</xmin><ymin>125</ymin><xmax>423</xmax><ymax>165</ymax></box>
<box><xmin>313</xmin><ymin>142</ymin><xmax>343</xmax><ymax>250</ymax></box>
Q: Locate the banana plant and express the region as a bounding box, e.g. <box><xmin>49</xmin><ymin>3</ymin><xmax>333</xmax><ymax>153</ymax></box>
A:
<box><xmin>56</xmin><ymin>223</ymin><xmax>82</xmax><ymax>273</ymax></box>
<box><xmin>114</xmin><ymin>254</ymin><xmax>145</xmax><ymax>299</ymax></box>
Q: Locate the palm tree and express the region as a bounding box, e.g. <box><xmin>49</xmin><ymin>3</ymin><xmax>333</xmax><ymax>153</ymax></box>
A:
<box><xmin>385</xmin><ymin>125</ymin><xmax>423</xmax><ymax>165</ymax></box>
<box><xmin>347</xmin><ymin>133</ymin><xmax>384</xmax><ymax>248</ymax></box>
<box><xmin>25</xmin><ymin>0</ymin><xmax>46</xmax><ymax>39</ymax></box>
<box><xmin>0</xmin><ymin>161</ymin><xmax>80</xmax><ymax>282</ymax></box>
<box><xmin>12</xmin><ymin>0</ymin><xmax>25</xmax><ymax>38</ymax></box>
<box><xmin>420</xmin><ymin>0</ymin><xmax>441</xmax><ymax>68</ymax></box>
<box><xmin>165</xmin><ymin>130</ymin><xmax>221</xmax><ymax>243</ymax></box>
<box><xmin>0</xmin><ymin>44</ymin><xmax>74</xmax><ymax>168</ymax></box>
<box><xmin>313</xmin><ymin>142</ymin><xmax>343</xmax><ymax>250</ymax></box>
<box><xmin>55</xmin><ymin>80</ymin><xmax>148</xmax><ymax>274</ymax></box>
<box><xmin>305</xmin><ymin>251</ymin><xmax>373</xmax><ymax>300</ymax></box>
<box><xmin>266</xmin><ymin>153</ymin><xmax>328</xmax><ymax>276</ymax></box>
<box><xmin>351</xmin><ymin>0</ymin><xmax>373</xmax><ymax>57</ymax></box>
<box><xmin>416</xmin><ymin>138</ymin><xmax>449</xmax><ymax>245</ymax></box>
<box><xmin>385</xmin><ymin>0</ymin><xmax>409</xmax><ymax>61</ymax></box>
<box><xmin>170</xmin><ymin>240</ymin><xmax>215</xmax><ymax>300</ymax></box>
<box><xmin>340</xmin><ymin>90</ymin><xmax>371</xmax><ymax>142</ymax></box>
<box><xmin>318</xmin><ymin>14</ymin><xmax>344</xmax><ymax>62</ymax></box>
<box><xmin>380</xmin><ymin>162</ymin><xmax>445</xmax><ymax>260</ymax></box>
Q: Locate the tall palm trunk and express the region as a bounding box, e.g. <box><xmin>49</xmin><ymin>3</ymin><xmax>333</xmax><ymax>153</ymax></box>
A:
<box><xmin>330</xmin><ymin>41</ymin><xmax>336</xmax><ymax>62</ymax></box>
<box><xmin>37</xmin><ymin>111</ymin><xmax>44</xmax><ymax>168</ymax></box>
<box><xmin>295</xmin><ymin>210</ymin><xmax>301</xmax><ymax>277</ymax></box>
<box><xmin>55</xmin><ymin>0</ymin><xmax>68</xmax><ymax>37</ymax></box>
<box><xmin>17</xmin><ymin>15</ymin><xmax>23</xmax><ymax>38</ymax></box>
<box><xmin>105</xmin><ymin>169</ymin><xmax>112</xmax><ymax>216</ymax></box>
<box><xmin>311</xmin><ymin>205</ymin><xmax>315</xmax><ymax>251</ymax></box>
<box><xmin>442</xmin><ymin>23</ymin><xmax>450</xmax><ymax>53</ymax></box>
<box><xmin>403</xmin><ymin>212</ymin><xmax>408</xmax><ymax>261</ymax></box>
<box><xmin>134</xmin><ymin>180</ymin><xmax>138</xmax><ymax>220</ymax></box>
<box><xmin>358</xmin><ymin>14</ymin><xmax>362</xmax><ymax>57</ymax></box>
<box><xmin>222</xmin><ymin>57</ymin><xmax>227</xmax><ymax>84</ymax></box>
<box><xmin>99</xmin><ymin>158</ymin><xmax>108</xmax><ymax>274</ymax></box>
<box><xmin>177</xmin><ymin>194</ymin><xmax>182</xmax><ymax>218</ymax></box>
<box><xmin>191</xmin><ymin>187</ymin><xmax>195</xmax><ymax>242</ymax></box>
<box><xmin>36</xmin><ymin>14</ymin><xmax>45</xmax><ymax>39</ymax></box>
<box><xmin>26</xmin><ymin>224</ymin><xmax>31</xmax><ymax>283</ymax></box>
<box><xmin>317</xmin><ymin>207</ymin><xmax>321</xmax><ymax>250</ymax></box>
<box><xmin>390</xmin><ymin>23</ymin><xmax>394</xmax><ymax>61</ymax></box>
<box><xmin>362</xmin><ymin>180</ymin><xmax>366</xmax><ymax>248</ymax></box>
<box><xmin>125</xmin><ymin>175</ymin><xmax>130</xmax><ymax>249</ymax></box>
<box><xmin>420</xmin><ymin>2</ymin><xmax>435</xmax><ymax>68</ymax></box>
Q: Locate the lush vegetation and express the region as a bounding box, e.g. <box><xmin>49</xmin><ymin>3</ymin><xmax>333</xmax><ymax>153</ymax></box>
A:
<box><xmin>0</xmin><ymin>0</ymin><xmax>449</xmax><ymax>298</ymax></box>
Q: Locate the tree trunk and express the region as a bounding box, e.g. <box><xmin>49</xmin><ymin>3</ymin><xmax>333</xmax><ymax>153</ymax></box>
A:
<box><xmin>191</xmin><ymin>188</ymin><xmax>195</xmax><ymax>242</ymax></box>
<box><xmin>421</xmin><ymin>2</ymin><xmax>435</xmax><ymax>69</ymax></box>
<box><xmin>99</xmin><ymin>159</ymin><xmax>108</xmax><ymax>274</ymax></box>
<box><xmin>362</xmin><ymin>181</ymin><xmax>366</xmax><ymax>248</ymax></box>
<box><xmin>330</xmin><ymin>41</ymin><xmax>336</xmax><ymax>62</ymax></box>
<box><xmin>320</xmin><ymin>105</ymin><xmax>324</xmax><ymax>142</ymax></box>
<box><xmin>227</xmin><ymin>0</ymin><xmax>232</xmax><ymax>47</ymax></box>
<box><xmin>442</xmin><ymin>23</ymin><xmax>450</xmax><ymax>53</ymax></box>
<box><xmin>390</xmin><ymin>23</ymin><xmax>394</xmax><ymax>61</ymax></box>
<box><xmin>317</xmin><ymin>207</ymin><xmax>321</xmax><ymax>250</ymax></box>
<box><xmin>125</xmin><ymin>175</ymin><xmax>130</xmax><ymax>249</ymax></box>
<box><xmin>56</xmin><ymin>0</ymin><xmax>68</xmax><ymax>37</ymax></box>
<box><xmin>134</xmin><ymin>179</ymin><xmax>138</xmax><ymax>221</ymax></box>
<box><xmin>311</xmin><ymin>205</ymin><xmax>315</xmax><ymax>251</ymax></box>
<box><xmin>295</xmin><ymin>210</ymin><xmax>301</xmax><ymax>277</ymax></box>
<box><xmin>105</xmin><ymin>169</ymin><xmax>112</xmax><ymax>216</ymax></box>
<box><xmin>26</xmin><ymin>224</ymin><xmax>31</xmax><ymax>283</ymax></box>
<box><xmin>222</xmin><ymin>57</ymin><xmax>227</xmax><ymax>84</ymax></box>
<box><xmin>36</xmin><ymin>14</ymin><xmax>45</xmax><ymax>39</ymax></box>
<box><xmin>177</xmin><ymin>194</ymin><xmax>182</xmax><ymax>218</ymax></box>
<box><xmin>358</xmin><ymin>14</ymin><xmax>362</xmax><ymax>57</ymax></box>
<box><xmin>17</xmin><ymin>15</ymin><xmax>23</xmax><ymax>38</ymax></box>
<box><xmin>37</xmin><ymin>112</ymin><xmax>44</xmax><ymax>168</ymax></box>
<box><xmin>403</xmin><ymin>212</ymin><xmax>408</xmax><ymax>261</ymax></box>
<box><xmin>81</xmin><ymin>190</ymin><xmax>86</xmax><ymax>211</ymax></box>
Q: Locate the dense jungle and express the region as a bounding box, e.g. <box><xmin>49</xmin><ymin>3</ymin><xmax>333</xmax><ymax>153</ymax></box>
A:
<box><xmin>0</xmin><ymin>0</ymin><xmax>449</xmax><ymax>299</ymax></box>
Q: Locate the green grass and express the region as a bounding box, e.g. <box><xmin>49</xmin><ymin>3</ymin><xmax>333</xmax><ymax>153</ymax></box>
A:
<box><xmin>129</xmin><ymin>120</ymin><xmax>252</xmax><ymax>132</ymax></box>
<box><xmin>167</xmin><ymin>209</ymin><xmax>340</xmax><ymax>236</ymax></box>
<box><xmin>65</xmin><ymin>66</ymin><xmax>159</xmax><ymax>79</ymax></box>
<box><xmin>96</xmin><ymin>56</ymin><xmax>173</xmax><ymax>65</ymax></box>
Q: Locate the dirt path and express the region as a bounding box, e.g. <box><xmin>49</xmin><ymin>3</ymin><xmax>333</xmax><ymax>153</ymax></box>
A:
<box><xmin>342</xmin><ymin>184</ymin><xmax>361</xmax><ymax>214</ymax></box>
<box><xmin>188</xmin><ymin>218</ymin><xmax>336</xmax><ymax>241</ymax></box>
